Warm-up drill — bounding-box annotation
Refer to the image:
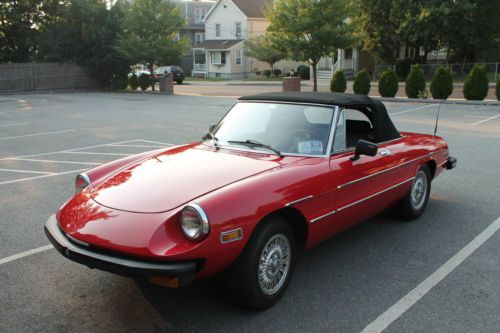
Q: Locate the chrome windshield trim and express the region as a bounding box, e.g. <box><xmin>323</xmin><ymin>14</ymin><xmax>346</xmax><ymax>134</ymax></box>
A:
<box><xmin>337</xmin><ymin>177</ymin><xmax>415</xmax><ymax>212</ymax></box>
<box><xmin>336</xmin><ymin>153</ymin><xmax>433</xmax><ymax>189</ymax></box>
<box><xmin>285</xmin><ymin>195</ymin><xmax>314</xmax><ymax>207</ymax></box>
<box><xmin>310</xmin><ymin>210</ymin><xmax>336</xmax><ymax>223</ymax></box>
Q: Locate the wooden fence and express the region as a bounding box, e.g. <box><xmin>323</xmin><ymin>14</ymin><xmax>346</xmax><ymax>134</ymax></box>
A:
<box><xmin>0</xmin><ymin>63</ymin><xmax>99</xmax><ymax>93</ymax></box>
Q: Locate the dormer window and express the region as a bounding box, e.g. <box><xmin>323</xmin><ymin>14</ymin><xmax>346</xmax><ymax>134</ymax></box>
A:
<box><xmin>194</xmin><ymin>8</ymin><xmax>207</xmax><ymax>23</ymax></box>
<box><xmin>215</xmin><ymin>23</ymin><xmax>221</xmax><ymax>38</ymax></box>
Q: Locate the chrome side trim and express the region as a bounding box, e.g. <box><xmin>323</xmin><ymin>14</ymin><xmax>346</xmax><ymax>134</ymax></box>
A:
<box><xmin>336</xmin><ymin>177</ymin><xmax>415</xmax><ymax>212</ymax></box>
<box><xmin>285</xmin><ymin>195</ymin><xmax>314</xmax><ymax>207</ymax></box>
<box><xmin>65</xmin><ymin>233</ymin><xmax>89</xmax><ymax>247</ymax></box>
<box><xmin>310</xmin><ymin>210</ymin><xmax>336</xmax><ymax>223</ymax></box>
<box><xmin>220</xmin><ymin>228</ymin><xmax>243</xmax><ymax>244</ymax></box>
<box><xmin>337</xmin><ymin>153</ymin><xmax>433</xmax><ymax>189</ymax></box>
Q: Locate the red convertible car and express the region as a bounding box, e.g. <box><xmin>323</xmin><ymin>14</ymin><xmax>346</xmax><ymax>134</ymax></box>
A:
<box><xmin>45</xmin><ymin>92</ymin><xmax>456</xmax><ymax>309</ymax></box>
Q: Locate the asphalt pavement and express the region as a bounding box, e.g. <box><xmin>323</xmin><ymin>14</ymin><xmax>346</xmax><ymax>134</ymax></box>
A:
<box><xmin>0</xmin><ymin>92</ymin><xmax>499</xmax><ymax>333</ymax></box>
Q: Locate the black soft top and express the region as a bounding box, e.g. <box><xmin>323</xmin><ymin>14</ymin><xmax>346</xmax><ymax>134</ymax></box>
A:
<box><xmin>239</xmin><ymin>92</ymin><xmax>401</xmax><ymax>142</ymax></box>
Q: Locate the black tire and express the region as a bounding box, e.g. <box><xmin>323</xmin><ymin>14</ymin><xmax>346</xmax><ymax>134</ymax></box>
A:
<box><xmin>226</xmin><ymin>216</ymin><xmax>296</xmax><ymax>310</ymax></box>
<box><xmin>394</xmin><ymin>164</ymin><xmax>431</xmax><ymax>220</ymax></box>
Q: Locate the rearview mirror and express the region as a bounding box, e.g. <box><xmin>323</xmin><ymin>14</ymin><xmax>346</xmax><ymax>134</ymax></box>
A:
<box><xmin>350</xmin><ymin>140</ymin><xmax>378</xmax><ymax>161</ymax></box>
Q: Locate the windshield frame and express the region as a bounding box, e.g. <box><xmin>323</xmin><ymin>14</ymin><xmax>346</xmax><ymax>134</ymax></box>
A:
<box><xmin>205</xmin><ymin>100</ymin><xmax>340</xmax><ymax>158</ymax></box>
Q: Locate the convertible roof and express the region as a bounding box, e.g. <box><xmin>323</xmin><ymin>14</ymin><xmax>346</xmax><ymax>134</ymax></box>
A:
<box><xmin>238</xmin><ymin>92</ymin><xmax>401</xmax><ymax>142</ymax></box>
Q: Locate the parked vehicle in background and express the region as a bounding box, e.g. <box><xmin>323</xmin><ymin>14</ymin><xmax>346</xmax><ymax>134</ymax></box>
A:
<box><xmin>128</xmin><ymin>70</ymin><xmax>151</xmax><ymax>78</ymax></box>
<box><xmin>154</xmin><ymin>66</ymin><xmax>185</xmax><ymax>84</ymax></box>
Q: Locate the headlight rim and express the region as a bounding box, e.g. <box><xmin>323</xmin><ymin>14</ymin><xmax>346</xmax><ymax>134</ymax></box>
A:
<box><xmin>179</xmin><ymin>203</ymin><xmax>210</xmax><ymax>241</ymax></box>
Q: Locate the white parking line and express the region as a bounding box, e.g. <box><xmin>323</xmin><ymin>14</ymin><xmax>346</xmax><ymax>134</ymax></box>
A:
<box><xmin>0</xmin><ymin>168</ymin><xmax>55</xmax><ymax>175</ymax></box>
<box><xmin>14</xmin><ymin>158</ymin><xmax>102</xmax><ymax>166</ymax></box>
<box><xmin>0</xmin><ymin>129</ymin><xmax>74</xmax><ymax>141</ymax></box>
<box><xmin>139</xmin><ymin>139</ymin><xmax>175</xmax><ymax>146</ymax></box>
<box><xmin>0</xmin><ymin>168</ymin><xmax>87</xmax><ymax>186</ymax></box>
<box><xmin>0</xmin><ymin>122</ymin><xmax>28</xmax><ymax>127</ymax></box>
<box><xmin>390</xmin><ymin>104</ymin><xmax>438</xmax><ymax>116</ymax></box>
<box><xmin>0</xmin><ymin>245</ymin><xmax>53</xmax><ymax>266</ymax></box>
<box><xmin>109</xmin><ymin>144</ymin><xmax>166</xmax><ymax>148</ymax></box>
<box><xmin>361</xmin><ymin>216</ymin><xmax>500</xmax><ymax>333</ymax></box>
<box><xmin>469</xmin><ymin>114</ymin><xmax>500</xmax><ymax>126</ymax></box>
<box><xmin>61</xmin><ymin>151</ymin><xmax>132</xmax><ymax>157</ymax></box>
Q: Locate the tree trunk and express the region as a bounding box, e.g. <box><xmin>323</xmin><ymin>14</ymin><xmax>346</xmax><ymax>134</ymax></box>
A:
<box><xmin>312</xmin><ymin>62</ymin><xmax>318</xmax><ymax>92</ymax></box>
<box><xmin>149</xmin><ymin>64</ymin><xmax>155</xmax><ymax>91</ymax></box>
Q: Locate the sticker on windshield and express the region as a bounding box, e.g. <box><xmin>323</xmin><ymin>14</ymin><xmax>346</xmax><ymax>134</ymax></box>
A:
<box><xmin>298</xmin><ymin>140</ymin><xmax>323</xmax><ymax>154</ymax></box>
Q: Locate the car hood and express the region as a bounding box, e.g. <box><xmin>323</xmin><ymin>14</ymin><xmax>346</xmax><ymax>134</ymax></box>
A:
<box><xmin>89</xmin><ymin>145</ymin><xmax>283</xmax><ymax>213</ymax></box>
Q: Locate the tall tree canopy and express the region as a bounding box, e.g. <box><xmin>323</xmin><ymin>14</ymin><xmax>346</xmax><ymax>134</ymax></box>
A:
<box><xmin>244</xmin><ymin>36</ymin><xmax>285</xmax><ymax>73</ymax></box>
<box><xmin>116</xmin><ymin>0</ymin><xmax>188</xmax><ymax>90</ymax></box>
<box><xmin>266</xmin><ymin>0</ymin><xmax>356</xmax><ymax>91</ymax></box>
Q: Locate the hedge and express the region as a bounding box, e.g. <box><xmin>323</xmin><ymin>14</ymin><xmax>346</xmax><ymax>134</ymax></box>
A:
<box><xmin>405</xmin><ymin>64</ymin><xmax>426</xmax><ymax>98</ymax></box>
<box><xmin>138</xmin><ymin>73</ymin><xmax>150</xmax><ymax>91</ymax></box>
<box><xmin>297</xmin><ymin>65</ymin><xmax>310</xmax><ymax>80</ymax></box>
<box><xmin>330</xmin><ymin>70</ymin><xmax>347</xmax><ymax>93</ymax></box>
<box><xmin>129</xmin><ymin>74</ymin><xmax>139</xmax><ymax>90</ymax></box>
<box><xmin>463</xmin><ymin>64</ymin><xmax>489</xmax><ymax>100</ymax></box>
<box><xmin>430</xmin><ymin>67</ymin><xmax>453</xmax><ymax>99</ymax></box>
<box><xmin>378</xmin><ymin>69</ymin><xmax>399</xmax><ymax>97</ymax></box>
<box><xmin>353</xmin><ymin>69</ymin><xmax>370</xmax><ymax>95</ymax></box>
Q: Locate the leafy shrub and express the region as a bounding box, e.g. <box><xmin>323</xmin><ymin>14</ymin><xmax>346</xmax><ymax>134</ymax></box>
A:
<box><xmin>405</xmin><ymin>64</ymin><xmax>426</xmax><ymax>98</ymax></box>
<box><xmin>430</xmin><ymin>67</ymin><xmax>453</xmax><ymax>99</ymax></box>
<box><xmin>496</xmin><ymin>77</ymin><xmax>500</xmax><ymax>101</ymax></box>
<box><xmin>129</xmin><ymin>74</ymin><xmax>139</xmax><ymax>90</ymax></box>
<box><xmin>330</xmin><ymin>70</ymin><xmax>347</xmax><ymax>92</ymax></box>
<box><xmin>138</xmin><ymin>73</ymin><xmax>150</xmax><ymax>91</ymax></box>
<box><xmin>378</xmin><ymin>69</ymin><xmax>399</xmax><ymax>97</ymax></box>
<box><xmin>263</xmin><ymin>69</ymin><xmax>272</xmax><ymax>77</ymax></box>
<box><xmin>463</xmin><ymin>64</ymin><xmax>489</xmax><ymax>100</ymax></box>
<box><xmin>353</xmin><ymin>69</ymin><xmax>371</xmax><ymax>95</ymax></box>
<box><xmin>395</xmin><ymin>58</ymin><xmax>414</xmax><ymax>79</ymax></box>
<box><xmin>272</xmin><ymin>69</ymin><xmax>282</xmax><ymax>77</ymax></box>
<box><xmin>297</xmin><ymin>65</ymin><xmax>310</xmax><ymax>80</ymax></box>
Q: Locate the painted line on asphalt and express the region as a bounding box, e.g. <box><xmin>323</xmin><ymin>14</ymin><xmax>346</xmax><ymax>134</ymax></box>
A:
<box><xmin>390</xmin><ymin>104</ymin><xmax>438</xmax><ymax>116</ymax></box>
<box><xmin>109</xmin><ymin>144</ymin><xmax>166</xmax><ymax>148</ymax></box>
<box><xmin>0</xmin><ymin>129</ymin><xmax>74</xmax><ymax>141</ymax></box>
<box><xmin>0</xmin><ymin>168</ymin><xmax>87</xmax><ymax>186</ymax></box>
<box><xmin>14</xmin><ymin>158</ymin><xmax>102</xmax><ymax>166</ymax></box>
<box><xmin>0</xmin><ymin>122</ymin><xmax>28</xmax><ymax>127</ymax></box>
<box><xmin>138</xmin><ymin>139</ymin><xmax>175</xmax><ymax>146</ymax></box>
<box><xmin>61</xmin><ymin>151</ymin><xmax>132</xmax><ymax>157</ymax></box>
<box><xmin>0</xmin><ymin>168</ymin><xmax>56</xmax><ymax>175</ymax></box>
<box><xmin>361</xmin><ymin>216</ymin><xmax>500</xmax><ymax>333</ymax></box>
<box><xmin>469</xmin><ymin>114</ymin><xmax>500</xmax><ymax>126</ymax></box>
<box><xmin>0</xmin><ymin>245</ymin><xmax>53</xmax><ymax>266</ymax></box>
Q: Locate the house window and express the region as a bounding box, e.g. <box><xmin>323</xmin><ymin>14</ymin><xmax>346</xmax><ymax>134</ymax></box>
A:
<box><xmin>235</xmin><ymin>22</ymin><xmax>242</xmax><ymax>38</ymax></box>
<box><xmin>212</xmin><ymin>51</ymin><xmax>226</xmax><ymax>65</ymax></box>
<box><xmin>194</xmin><ymin>8</ymin><xmax>207</xmax><ymax>23</ymax></box>
<box><xmin>344</xmin><ymin>48</ymin><xmax>353</xmax><ymax>60</ymax></box>
<box><xmin>195</xmin><ymin>32</ymin><xmax>205</xmax><ymax>45</ymax></box>
<box><xmin>235</xmin><ymin>49</ymin><xmax>242</xmax><ymax>65</ymax></box>
<box><xmin>215</xmin><ymin>23</ymin><xmax>221</xmax><ymax>38</ymax></box>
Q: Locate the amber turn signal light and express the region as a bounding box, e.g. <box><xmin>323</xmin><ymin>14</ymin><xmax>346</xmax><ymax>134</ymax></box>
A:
<box><xmin>220</xmin><ymin>228</ymin><xmax>243</xmax><ymax>244</ymax></box>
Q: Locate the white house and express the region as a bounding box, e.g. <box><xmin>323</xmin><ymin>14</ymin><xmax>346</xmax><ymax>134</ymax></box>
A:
<box><xmin>194</xmin><ymin>0</ymin><xmax>302</xmax><ymax>78</ymax></box>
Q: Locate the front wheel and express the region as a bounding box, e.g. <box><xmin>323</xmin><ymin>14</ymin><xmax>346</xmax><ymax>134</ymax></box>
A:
<box><xmin>394</xmin><ymin>164</ymin><xmax>431</xmax><ymax>220</ymax></box>
<box><xmin>226</xmin><ymin>216</ymin><xmax>296</xmax><ymax>310</ymax></box>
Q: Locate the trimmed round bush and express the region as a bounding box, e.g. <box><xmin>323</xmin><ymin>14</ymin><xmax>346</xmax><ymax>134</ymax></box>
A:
<box><xmin>405</xmin><ymin>64</ymin><xmax>426</xmax><ymax>98</ymax></box>
<box><xmin>496</xmin><ymin>77</ymin><xmax>500</xmax><ymax>101</ymax></box>
<box><xmin>330</xmin><ymin>70</ymin><xmax>347</xmax><ymax>93</ymax></box>
<box><xmin>263</xmin><ymin>69</ymin><xmax>272</xmax><ymax>77</ymax></box>
<box><xmin>138</xmin><ymin>73</ymin><xmax>150</xmax><ymax>91</ymax></box>
<box><xmin>129</xmin><ymin>74</ymin><xmax>139</xmax><ymax>90</ymax></box>
<box><xmin>463</xmin><ymin>64</ymin><xmax>489</xmax><ymax>100</ymax></box>
<box><xmin>297</xmin><ymin>65</ymin><xmax>310</xmax><ymax>80</ymax></box>
<box><xmin>272</xmin><ymin>69</ymin><xmax>282</xmax><ymax>77</ymax></box>
<box><xmin>353</xmin><ymin>69</ymin><xmax>371</xmax><ymax>95</ymax></box>
<box><xmin>430</xmin><ymin>67</ymin><xmax>453</xmax><ymax>100</ymax></box>
<box><xmin>378</xmin><ymin>69</ymin><xmax>399</xmax><ymax>97</ymax></box>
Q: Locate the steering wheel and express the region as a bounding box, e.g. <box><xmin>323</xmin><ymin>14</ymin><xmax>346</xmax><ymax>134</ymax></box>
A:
<box><xmin>288</xmin><ymin>129</ymin><xmax>322</xmax><ymax>152</ymax></box>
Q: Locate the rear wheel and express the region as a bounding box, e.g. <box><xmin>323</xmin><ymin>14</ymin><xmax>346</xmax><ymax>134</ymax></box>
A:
<box><xmin>394</xmin><ymin>164</ymin><xmax>431</xmax><ymax>220</ymax></box>
<box><xmin>226</xmin><ymin>216</ymin><xmax>295</xmax><ymax>310</ymax></box>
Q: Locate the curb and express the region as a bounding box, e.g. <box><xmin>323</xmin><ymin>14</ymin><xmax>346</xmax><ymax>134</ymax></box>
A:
<box><xmin>372</xmin><ymin>96</ymin><xmax>500</xmax><ymax>106</ymax></box>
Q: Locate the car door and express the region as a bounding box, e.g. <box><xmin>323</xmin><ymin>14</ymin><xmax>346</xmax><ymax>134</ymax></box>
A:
<box><xmin>328</xmin><ymin>108</ymin><xmax>401</xmax><ymax>234</ymax></box>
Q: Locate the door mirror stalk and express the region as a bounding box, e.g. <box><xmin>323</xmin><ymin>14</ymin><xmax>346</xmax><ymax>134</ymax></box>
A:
<box><xmin>350</xmin><ymin>140</ymin><xmax>378</xmax><ymax>161</ymax></box>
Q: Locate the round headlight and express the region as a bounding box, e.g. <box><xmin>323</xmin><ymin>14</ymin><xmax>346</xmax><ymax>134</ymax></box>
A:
<box><xmin>179</xmin><ymin>203</ymin><xmax>210</xmax><ymax>241</ymax></box>
<box><xmin>75</xmin><ymin>173</ymin><xmax>91</xmax><ymax>194</ymax></box>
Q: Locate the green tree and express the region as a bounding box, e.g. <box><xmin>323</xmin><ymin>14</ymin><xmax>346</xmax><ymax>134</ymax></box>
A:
<box><xmin>496</xmin><ymin>77</ymin><xmax>500</xmax><ymax>101</ymax></box>
<box><xmin>330</xmin><ymin>70</ymin><xmax>347</xmax><ymax>92</ymax></box>
<box><xmin>244</xmin><ymin>36</ymin><xmax>285</xmax><ymax>74</ymax></box>
<box><xmin>405</xmin><ymin>64</ymin><xmax>426</xmax><ymax>98</ymax></box>
<box><xmin>117</xmin><ymin>0</ymin><xmax>188</xmax><ymax>91</ymax></box>
<box><xmin>430</xmin><ymin>67</ymin><xmax>453</xmax><ymax>100</ymax></box>
<box><xmin>378</xmin><ymin>69</ymin><xmax>399</xmax><ymax>97</ymax></box>
<box><xmin>38</xmin><ymin>0</ymin><xmax>130</xmax><ymax>90</ymax></box>
<box><xmin>266</xmin><ymin>0</ymin><xmax>356</xmax><ymax>91</ymax></box>
<box><xmin>463</xmin><ymin>64</ymin><xmax>489</xmax><ymax>101</ymax></box>
<box><xmin>353</xmin><ymin>69</ymin><xmax>371</xmax><ymax>95</ymax></box>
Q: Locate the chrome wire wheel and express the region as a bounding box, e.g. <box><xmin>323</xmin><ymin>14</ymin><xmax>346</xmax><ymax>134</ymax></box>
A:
<box><xmin>258</xmin><ymin>233</ymin><xmax>291</xmax><ymax>295</ymax></box>
<box><xmin>411</xmin><ymin>170</ymin><xmax>428</xmax><ymax>210</ymax></box>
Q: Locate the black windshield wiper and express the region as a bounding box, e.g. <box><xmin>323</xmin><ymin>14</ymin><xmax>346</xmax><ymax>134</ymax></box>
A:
<box><xmin>227</xmin><ymin>139</ymin><xmax>282</xmax><ymax>158</ymax></box>
<box><xmin>203</xmin><ymin>132</ymin><xmax>220</xmax><ymax>149</ymax></box>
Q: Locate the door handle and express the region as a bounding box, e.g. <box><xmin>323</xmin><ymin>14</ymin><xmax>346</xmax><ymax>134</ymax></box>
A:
<box><xmin>380</xmin><ymin>149</ymin><xmax>391</xmax><ymax>156</ymax></box>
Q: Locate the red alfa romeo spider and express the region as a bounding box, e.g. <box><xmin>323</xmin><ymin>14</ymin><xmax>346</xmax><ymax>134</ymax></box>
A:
<box><xmin>45</xmin><ymin>92</ymin><xmax>456</xmax><ymax>309</ymax></box>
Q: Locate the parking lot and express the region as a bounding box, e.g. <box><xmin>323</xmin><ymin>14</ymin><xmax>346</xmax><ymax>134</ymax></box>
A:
<box><xmin>1</xmin><ymin>92</ymin><xmax>499</xmax><ymax>332</ymax></box>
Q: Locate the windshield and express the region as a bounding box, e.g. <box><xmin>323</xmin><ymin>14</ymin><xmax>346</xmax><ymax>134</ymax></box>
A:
<box><xmin>212</xmin><ymin>102</ymin><xmax>335</xmax><ymax>156</ymax></box>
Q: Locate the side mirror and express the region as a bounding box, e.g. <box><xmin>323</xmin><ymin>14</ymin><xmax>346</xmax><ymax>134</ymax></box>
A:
<box><xmin>350</xmin><ymin>140</ymin><xmax>378</xmax><ymax>161</ymax></box>
<box><xmin>209</xmin><ymin>123</ymin><xmax>216</xmax><ymax>133</ymax></box>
